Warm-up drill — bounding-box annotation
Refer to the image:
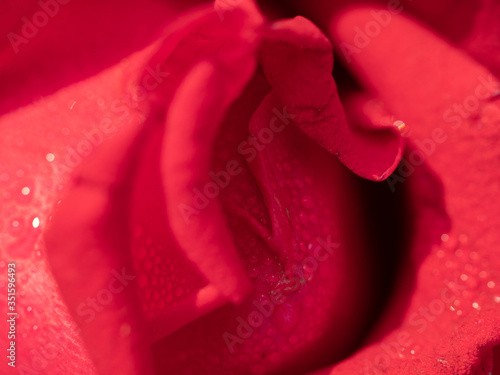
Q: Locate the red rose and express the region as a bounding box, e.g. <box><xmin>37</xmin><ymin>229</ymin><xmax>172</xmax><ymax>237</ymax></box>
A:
<box><xmin>0</xmin><ymin>1</ymin><xmax>499</xmax><ymax>375</ymax></box>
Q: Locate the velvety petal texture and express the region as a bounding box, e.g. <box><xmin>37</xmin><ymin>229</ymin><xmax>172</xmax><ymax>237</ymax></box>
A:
<box><xmin>1</xmin><ymin>0</ymin><xmax>499</xmax><ymax>375</ymax></box>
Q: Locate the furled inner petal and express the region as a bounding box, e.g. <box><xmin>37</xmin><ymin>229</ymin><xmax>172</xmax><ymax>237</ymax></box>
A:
<box><xmin>151</xmin><ymin>13</ymin><xmax>386</xmax><ymax>374</ymax></box>
<box><xmin>128</xmin><ymin>0</ymin><xmax>264</xmax><ymax>341</ymax></box>
<box><xmin>259</xmin><ymin>16</ymin><xmax>404</xmax><ymax>181</ymax></box>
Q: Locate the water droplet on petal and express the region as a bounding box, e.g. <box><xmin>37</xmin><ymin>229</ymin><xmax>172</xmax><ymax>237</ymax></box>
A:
<box><xmin>248</xmin><ymin>268</ymin><xmax>259</xmax><ymax>279</ymax></box>
<box><xmin>301</xmin><ymin>196</ymin><xmax>314</xmax><ymax>209</ymax></box>
<box><xmin>268</xmin><ymin>352</ymin><xmax>281</xmax><ymax>363</ymax></box>
<box><xmin>275</xmin><ymin>303</ymin><xmax>301</xmax><ymax>334</ymax></box>
<box><xmin>120</xmin><ymin>323</ymin><xmax>131</xmax><ymax>337</ymax></box>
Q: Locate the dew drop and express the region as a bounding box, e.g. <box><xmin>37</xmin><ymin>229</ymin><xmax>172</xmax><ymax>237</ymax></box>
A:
<box><xmin>267</xmin><ymin>274</ymin><xmax>278</xmax><ymax>284</ymax></box>
<box><xmin>298</xmin><ymin>212</ymin><xmax>308</xmax><ymax>224</ymax></box>
<box><xmin>207</xmin><ymin>354</ymin><xmax>220</xmax><ymax>365</ymax></box>
<box><xmin>120</xmin><ymin>323</ymin><xmax>132</xmax><ymax>337</ymax></box>
<box><xmin>487</xmin><ymin>281</ymin><xmax>495</xmax><ymax>288</ymax></box>
<box><xmin>269</xmin><ymin>352</ymin><xmax>281</xmax><ymax>363</ymax></box>
<box><xmin>292</xmin><ymin>179</ymin><xmax>303</xmax><ymax>189</ymax></box>
<box><xmin>289</xmin><ymin>335</ymin><xmax>299</xmax><ymax>344</ymax></box>
<box><xmin>175</xmin><ymin>286</ymin><xmax>183</xmax><ymax>297</ymax></box>
<box><xmin>46</xmin><ymin>153</ymin><xmax>55</xmax><ymax>162</ymax></box>
<box><xmin>138</xmin><ymin>274</ymin><xmax>148</xmax><ymax>288</ymax></box>
<box><xmin>32</xmin><ymin>217</ymin><xmax>40</xmax><ymax>228</ymax></box>
<box><xmin>136</xmin><ymin>246</ymin><xmax>146</xmax><ymax>259</ymax></box>
<box><xmin>293</xmin><ymin>252</ymin><xmax>304</xmax><ymax>261</ymax></box>
<box><xmin>301</xmin><ymin>196</ymin><xmax>314</xmax><ymax>209</ymax></box>
<box><xmin>267</xmin><ymin>328</ymin><xmax>277</xmax><ymax>337</ymax></box>
<box><xmin>246</xmin><ymin>196</ymin><xmax>257</xmax><ymax>205</ymax></box>
<box><xmin>21</xmin><ymin>187</ymin><xmax>30</xmax><ymax>195</ymax></box>
<box><xmin>393</xmin><ymin>120</ymin><xmax>405</xmax><ymax>130</ymax></box>
<box><xmin>248</xmin><ymin>268</ymin><xmax>259</xmax><ymax>279</ymax></box>
<box><xmin>275</xmin><ymin>303</ymin><xmax>301</xmax><ymax>334</ymax></box>
<box><xmin>299</xmin><ymin>242</ymin><xmax>307</xmax><ymax>252</ymax></box>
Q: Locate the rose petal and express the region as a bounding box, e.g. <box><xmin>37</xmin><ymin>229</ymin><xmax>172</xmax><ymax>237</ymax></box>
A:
<box><xmin>259</xmin><ymin>16</ymin><xmax>404</xmax><ymax>180</ymax></box>
<box><xmin>305</xmin><ymin>6</ymin><xmax>500</xmax><ymax>374</ymax></box>
<box><xmin>126</xmin><ymin>1</ymin><xmax>263</xmax><ymax>343</ymax></box>
<box><xmin>44</xmin><ymin>122</ymin><xmax>156</xmax><ymax>375</ymax></box>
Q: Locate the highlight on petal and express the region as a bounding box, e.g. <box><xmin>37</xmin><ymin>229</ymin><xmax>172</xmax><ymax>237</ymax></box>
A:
<box><xmin>141</xmin><ymin>0</ymin><xmax>262</xmax><ymax>307</ymax></box>
<box><xmin>161</xmin><ymin>60</ymin><xmax>254</xmax><ymax>305</ymax></box>
<box><xmin>259</xmin><ymin>16</ymin><xmax>404</xmax><ymax>180</ymax></box>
